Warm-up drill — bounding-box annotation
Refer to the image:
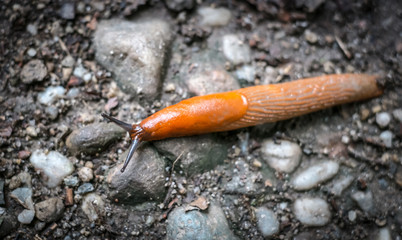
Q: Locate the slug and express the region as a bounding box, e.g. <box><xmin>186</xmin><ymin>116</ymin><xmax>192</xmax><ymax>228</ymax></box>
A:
<box><xmin>102</xmin><ymin>73</ymin><xmax>383</xmax><ymax>172</ymax></box>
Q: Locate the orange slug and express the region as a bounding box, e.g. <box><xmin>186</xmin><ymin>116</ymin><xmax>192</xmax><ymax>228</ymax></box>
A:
<box><xmin>102</xmin><ymin>73</ymin><xmax>383</xmax><ymax>172</ymax></box>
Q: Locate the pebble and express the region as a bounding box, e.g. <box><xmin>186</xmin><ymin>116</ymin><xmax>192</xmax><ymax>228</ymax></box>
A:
<box><xmin>20</xmin><ymin>59</ymin><xmax>47</xmax><ymax>84</ymax></box>
<box><xmin>166</xmin><ymin>204</ymin><xmax>237</xmax><ymax>240</ymax></box>
<box><xmin>78</xmin><ymin>167</ymin><xmax>94</xmax><ymax>182</ymax></box>
<box><xmin>0</xmin><ymin>180</ymin><xmax>4</xmax><ymax>205</ymax></box>
<box><xmin>392</xmin><ymin>109</ymin><xmax>402</xmax><ymax>122</ymax></box>
<box><xmin>376</xmin><ymin>227</ymin><xmax>391</xmax><ymax>240</ymax></box>
<box><xmin>305</xmin><ymin>30</ymin><xmax>319</xmax><ymax>44</ymax></box>
<box><xmin>27</xmin><ymin>48</ymin><xmax>37</xmax><ymax>57</ymax></box>
<box><xmin>66</xmin><ymin>122</ymin><xmax>125</xmax><ymax>155</ymax></box>
<box><xmin>395</xmin><ymin>167</ymin><xmax>402</xmax><ymax>187</ymax></box>
<box><xmin>164</xmin><ymin>0</ymin><xmax>195</xmax><ymax>11</ymax></box>
<box><xmin>18</xmin><ymin>209</ymin><xmax>35</xmax><ymax>224</ymax></box>
<box><xmin>292</xmin><ymin>161</ymin><xmax>339</xmax><ymax>190</ymax></box>
<box><xmin>186</xmin><ymin>70</ymin><xmax>240</xmax><ymax>96</ymax></box>
<box><xmin>107</xmin><ymin>146</ymin><xmax>167</xmax><ymax>204</ymax></box>
<box><xmin>30</xmin><ymin>150</ymin><xmax>74</xmax><ymax>188</ymax></box>
<box><xmin>64</xmin><ymin>176</ymin><xmax>79</xmax><ymax>187</ymax></box>
<box><xmin>225</xmin><ymin>160</ymin><xmax>261</xmax><ymax>194</ymax></box>
<box><xmin>222</xmin><ymin>34</ymin><xmax>251</xmax><ymax>65</ymax></box>
<box><xmin>351</xmin><ymin>190</ymin><xmax>376</xmax><ymax>215</ymax></box>
<box><xmin>73</xmin><ymin>64</ymin><xmax>89</xmax><ymax>79</ymax></box>
<box><xmin>9</xmin><ymin>172</ymin><xmax>32</xmax><ymax>190</ymax></box>
<box><xmin>197</xmin><ymin>7</ymin><xmax>231</xmax><ymax>27</ymax></box>
<box><xmin>81</xmin><ymin>193</ymin><xmax>105</xmax><ymax>221</ymax></box>
<box><xmin>94</xmin><ymin>18</ymin><xmax>173</xmax><ymax>101</ymax></box>
<box><xmin>255</xmin><ymin>207</ymin><xmax>279</xmax><ymax>237</ymax></box>
<box><xmin>26</xmin><ymin>126</ymin><xmax>38</xmax><ymax>137</ymax></box>
<box><xmin>379</xmin><ymin>130</ymin><xmax>393</xmax><ymax>148</ymax></box>
<box><xmin>261</xmin><ymin>139</ymin><xmax>302</xmax><ymax>173</ymax></box>
<box><xmin>76</xmin><ymin>183</ymin><xmax>94</xmax><ymax>195</ymax></box>
<box><xmin>35</xmin><ymin>197</ymin><xmax>65</xmax><ymax>222</ymax></box>
<box><xmin>328</xmin><ymin>175</ymin><xmax>354</xmax><ymax>196</ymax></box>
<box><xmin>26</xmin><ymin>23</ymin><xmax>38</xmax><ymax>35</ymax></box>
<box><xmin>37</xmin><ymin>86</ymin><xmax>65</xmax><ymax>105</ymax></box>
<box><xmin>293</xmin><ymin>197</ymin><xmax>331</xmax><ymax>226</ymax></box>
<box><xmin>153</xmin><ymin>134</ymin><xmax>228</xmax><ymax>176</ymax></box>
<box><xmin>376</xmin><ymin>112</ymin><xmax>391</xmax><ymax>128</ymax></box>
<box><xmin>59</xmin><ymin>2</ymin><xmax>75</xmax><ymax>20</ymax></box>
<box><xmin>235</xmin><ymin>65</ymin><xmax>256</xmax><ymax>83</ymax></box>
<box><xmin>45</xmin><ymin>105</ymin><xmax>59</xmax><ymax>120</ymax></box>
<box><xmin>61</xmin><ymin>55</ymin><xmax>75</xmax><ymax>68</ymax></box>
<box><xmin>348</xmin><ymin>210</ymin><xmax>357</xmax><ymax>222</ymax></box>
<box><xmin>10</xmin><ymin>187</ymin><xmax>34</xmax><ymax>210</ymax></box>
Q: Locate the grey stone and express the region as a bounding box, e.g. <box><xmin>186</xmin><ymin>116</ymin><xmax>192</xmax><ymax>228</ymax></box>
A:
<box><xmin>30</xmin><ymin>150</ymin><xmax>74</xmax><ymax>188</ymax></box>
<box><xmin>76</xmin><ymin>183</ymin><xmax>94</xmax><ymax>195</ymax></box>
<box><xmin>35</xmin><ymin>197</ymin><xmax>65</xmax><ymax>222</ymax></box>
<box><xmin>392</xmin><ymin>109</ymin><xmax>402</xmax><ymax>123</ymax></box>
<box><xmin>66</xmin><ymin>122</ymin><xmax>125</xmax><ymax>155</ymax></box>
<box><xmin>107</xmin><ymin>145</ymin><xmax>166</xmax><ymax>204</ymax></box>
<box><xmin>351</xmin><ymin>190</ymin><xmax>376</xmax><ymax>216</ymax></box>
<box><xmin>222</xmin><ymin>34</ymin><xmax>251</xmax><ymax>65</ymax></box>
<box><xmin>164</xmin><ymin>0</ymin><xmax>195</xmax><ymax>11</ymax></box>
<box><xmin>376</xmin><ymin>112</ymin><xmax>391</xmax><ymax>128</ymax></box>
<box><xmin>45</xmin><ymin>105</ymin><xmax>59</xmax><ymax>120</ymax></box>
<box><xmin>0</xmin><ymin>180</ymin><xmax>4</xmax><ymax>205</ymax></box>
<box><xmin>186</xmin><ymin>70</ymin><xmax>240</xmax><ymax>96</ymax></box>
<box><xmin>379</xmin><ymin>130</ymin><xmax>393</xmax><ymax>148</ymax></box>
<box><xmin>61</xmin><ymin>55</ymin><xmax>75</xmax><ymax>68</ymax></box>
<box><xmin>37</xmin><ymin>86</ymin><xmax>65</xmax><ymax>105</ymax></box>
<box><xmin>82</xmin><ymin>193</ymin><xmax>105</xmax><ymax>221</ymax></box>
<box><xmin>0</xmin><ymin>213</ymin><xmax>17</xmax><ymax>238</ymax></box>
<box><xmin>261</xmin><ymin>139</ymin><xmax>302</xmax><ymax>173</ymax></box>
<box><xmin>153</xmin><ymin>134</ymin><xmax>228</xmax><ymax>176</ymax></box>
<box><xmin>225</xmin><ymin>160</ymin><xmax>262</xmax><ymax>194</ymax></box>
<box><xmin>166</xmin><ymin>204</ymin><xmax>237</xmax><ymax>240</ymax></box>
<box><xmin>94</xmin><ymin>19</ymin><xmax>173</xmax><ymax>101</ymax></box>
<box><xmin>59</xmin><ymin>2</ymin><xmax>75</xmax><ymax>20</ymax></box>
<box><xmin>291</xmin><ymin>161</ymin><xmax>339</xmax><ymax>191</ymax></box>
<box><xmin>293</xmin><ymin>197</ymin><xmax>331</xmax><ymax>226</ymax></box>
<box><xmin>8</xmin><ymin>172</ymin><xmax>32</xmax><ymax>190</ymax></box>
<box><xmin>20</xmin><ymin>59</ymin><xmax>47</xmax><ymax>84</ymax></box>
<box><xmin>197</xmin><ymin>7</ymin><xmax>231</xmax><ymax>27</ymax></box>
<box><xmin>63</xmin><ymin>176</ymin><xmax>79</xmax><ymax>187</ymax></box>
<box><xmin>10</xmin><ymin>187</ymin><xmax>34</xmax><ymax>210</ymax></box>
<box><xmin>255</xmin><ymin>207</ymin><xmax>279</xmax><ymax>237</ymax></box>
<box><xmin>235</xmin><ymin>65</ymin><xmax>256</xmax><ymax>83</ymax></box>
<box><xmin>17</xmin><ymin>209</ymin><xmax>35</xmax><ymax>224</ymax></box>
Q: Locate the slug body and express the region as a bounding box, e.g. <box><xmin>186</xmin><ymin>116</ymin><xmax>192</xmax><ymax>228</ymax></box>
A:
<box><xmin>102</xmin><ymin>74</ymin><xmax>383</xmax><ymax>172</ymax></box>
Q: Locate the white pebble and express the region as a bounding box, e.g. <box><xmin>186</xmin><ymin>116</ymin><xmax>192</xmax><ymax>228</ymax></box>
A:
<box><xmin>328</xmin><ymin>175</ymin><xmax>354</xmax><ymax>196</ymax></box>
<box><xmin>351</xmin><ymin>190</ymin><xmax>375</xmax><ymax>215</ymax></box>
<box><xmin>27</xmin><ymin>48</ymin><xmax>37</xmax><ymax>57</ymax></box>
<box><xmin>26</xmin><ymin>126</ymin><xmax>38</xmax><ymax>137</ymax></box>
<box><xmin>222</xmin><ymin>34</ymin><xmax>251</xmax><ymax>65</ymax></box>
<box><xmin>376</xmin><ymin>227</ymin><xmax>391</xmax><ymax>240</ymax></box>
<box><xmin>291</xmin><ymin>161</ymin><xmax>339</xmax><ymax>190</ymax></box>
<box><xmin>83</xmin><ymin>72</ymin><xmax>92</xmax><ymax>82</ymax></box>
<box><xmin>26</xmin><ymin>24</ymin><xmax>38</xmax><ymax>35</ymax></box>
<box><xmin>293</xmin><ymin>198</ymin><xmax>331</xmax><ymax>226</ymax></box>
<box><xmin>197</xmin><ymin>7</ymin><xmax>231</xmax><ymax>27</ymax></box>
<box><xmin>236</xmin><ymin>65</ymin><xmax>256</xmax><ymax>82</ymax></box>
<box><xmin>348</xmin><ymin>210</ymin><xmax>356</xmax><ymax>222</ymax></box>
<box><xmin>392</xmin><ymin>109</ymin><xmax>402</xmax><ymax>123</ymax></box>
<box><xmin>255</xmin><ymin>207</ymin><xmax>279</xmax><ymax>237</ymax></box>
<box><xmin>261</xmin><ymin>140</ymin><xmax>302</xmax><ymax>173</ymax></box>
<box><xmin>30</xmin><ymin>150</ymin><xmax>74</xmax><ymax>188</ymax></box>
<box><xmin>376</xmin><ymin>112</ymin><xmax>391</xmax><ymax>128</ymax></box>
<box><xmin>78</xmin><ymin>167</ymin><xmax>94</xmax><ymax>182</ymax></box>
<box><xmin>341</xmin><ymin>135</ymin><xmax>350</xmax><ymax>144</ymax></box>
<box><xmin>38</xmin><ymin>86</ymin><xmax>65</xmax><ymax>105</ymax></box>
<box><xmin>18</xmin><ymin>209</ymin><xmax>35</xmax><ymax>224</ymax></box>
<box><xmin>73</xmin><ymin>65</ymin><xmax>88</xmax><ymax>78</ymax></box>
<box><xmin>379</xmin><ymin>130</ymin><xmax>393</xmax><ymax>148</ymax></box>
<box><xmin>82</xmin><ymin>193</ymin><xmax>105</xmax><ymax>221</ymax></box>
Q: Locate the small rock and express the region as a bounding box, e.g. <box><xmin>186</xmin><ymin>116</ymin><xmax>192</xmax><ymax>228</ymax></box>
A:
<box><xmin>61</xmin><ymin>55</ymin><xmax>75</xmax><ymax>68</ymax></box>
<box><xmin>341</xmin><ymin>135</ymin><xmax>350</xmax><ymax>144</ymax></box>
<box><xmin>59</xmin><ymin>2</ymin><xmax>75</xmax><ymax>20</ymax></box>
<box><xmin>305</xmin><ymin>30</ymin><xmax>318</xmax><ymax>44</ymax></box>
<box><xmin>225</xmin><ymin>160</ymin><xmax>262</xmax><ymax>194</ymax></box>
<box><xmin>0</xmin><ymin>180</ymin><xmax>4</xmax><ymax>205</ymax></box>
<box><xmin>186</xmin><ymin>70</ymin><xmax>240</xmax><ymax>96</ymax></box>
<box><xmin>78</xmin><ymin>167</ymin><xmax>94</xmax><ymax>182</ymax></box>
<box><xmin>21</xmin><ymin>59</ymin><xmax>47</xmax><ymax>84</ymax></box>
<box><xmin>222</xmin><ymin>34</ymin><xmax>251</xmax><ymax>65</ymax></box>
<box><xmin>235</xmin><ymin>65</ymin><xmax>256</xmax><ymax>83</ymax></box>
<box><xmin>395</xmin><ymin>166</ymin><xmax>402</xmax><ymax>187</ymax></box>
<box><xmin>392</xmin><ymin>109</ymin><xmax>402</xmax><ymax>123</ymax></box>
<box><xmin>0</xmin><ymin>212</ymin><xmax>17</xmax><ymax>238</ymax></box>
<box><xmin>197</xmin><ymin>7</ymin><xmax>231</xmax><ymax>27</ymax></box>
<box><xmin>166</xmin><ymin>204</ymin><xmax>237</xmax><ymax>240</ymax></box>
<box><xmin>255</xmin><ymin>207</ymin><xmax>279</xmax><ymax>237</ymax></box>
<box><xmin>66</xmin><ymin>122</ymin><xmax>125</xmax><ymax>155</ymax></box>
<box><xmin>351</xmin><ymin>190</ymin><xmax>376</xmax><ymax>216</ymax></box>
<box><xmin>376</xmin><ymin>112</ymin><xmax>391</xmax><ymax>128</ymax></box>
<box><xmin>37</xmin><ymin>86</ymin><xmax>65</xmax><ymax>105</ymax></box>
<box><xmin>30</xmin><ymin>150</ymin><xmax>74</xmax><ymax>188</ymax></box>
<box><xmin>76</xmin><ymin>183</ymin><xmax>94</xmax><ymax>195</ymax></box>
<box><xmin>189</xmin><ymin>196</ymin><xmax>209</xmax><ymax>210</ymax></box>
<box><xmin>328</xmin><ymin>174</ymin><xmax>354</xmax><ymax>196</ymax></box>
<box><xmin>9</xmin><ymin>172</ymin><xmax>32</xmax><ymax>190</ymax></box>
<box><xmin>26</xmin><ymin>23</ymin><xmax>38</xmax><ymax>35</ymax></box>
<box><xmin>82</xmin><ymin>193</ymin><xmax>105</xmax><ymax>221</ymax></box>
<box><xmin>10</xmin><ymin>187</ymin><xmax>34</xmax><ymax>210</ymax></box>
<box><xmin>261</xmin><ymin>139</ymin><xmax>302</xmax><ymax>173</ymax></box>
<box><xmin>348</xmin><ymin>210</ymin><xmax>357</xmax><ymax>222</ymax></box>
<box><xmin>291</xmin><ymin>161</ymin><xmax>339</xmax><ymax>190</ymax></box>
<box><xmin>18</xmin><ymin>209</ymin><xmax>35</xmax><ymax>224</ymax></box>
<box><xmin>164</xmin><ymin>0</ymin><xmax>195</xmax><ymax>11</ymax></box>
<box><xmin>45</xmin><ymin>106</ymin><xmax>59</xmax><ymax>120</ymax></box>
<box><xmin>94</xmin><ymin>18</ymin><xmax>173</xmax><ymax>101</ymax></box>
<box><xmin>35</xmin><ymin>197</ymin><xmax>64</xmax><ymax>222</ymax></box>
<box><xmin>27</xmin><ymin>48</ymin><xmax>37</xmax><ymax>57</ymax></box>
<box><xmin>73</xmin><ymin>64</ymin><xmax>88</xmax><ymax>79</ymax></box>
<box><xmin>107</xmin><ymin>146</ymin><xmax>166</xmax><ymax>204</ymax></box>
<box><xmin>376</xmin><ymin>227</ymin><xmax>391</xmax><ymax>240</ymax></box>
<box><xmin>293</xmin><ymin>197</ymin><xmax>331</xmax><ymax>226</ymax></box>
<box><xmin>153</xmin><ymin>134</ymin><xmax>228</xmax><ymax>176</ymax></box>
<box><xmin>26</xmin><ymin>126</ymin><xmax>38</xmax><ymax>137</ymax></box>
<box><xmin>64</xmin><ymin>176</ymin><xmax>79</xmax><ymax>187</ymax></box>
<box><xmin>379</xmin><ymin>130</ymin><xmax>393</xmax><ymax>148</ymax></box>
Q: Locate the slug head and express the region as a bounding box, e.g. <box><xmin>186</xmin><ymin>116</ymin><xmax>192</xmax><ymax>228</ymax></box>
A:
<box><xmin>101</xmin><ymin>113</ymin><xmax>144</xmax><ymax>172</ymax></box>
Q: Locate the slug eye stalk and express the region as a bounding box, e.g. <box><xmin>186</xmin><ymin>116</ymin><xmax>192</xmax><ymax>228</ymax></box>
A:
<box><xmin>101</xmin><ymin>113</ymin><xmax>143</xmax><ymax>172</ymax></box>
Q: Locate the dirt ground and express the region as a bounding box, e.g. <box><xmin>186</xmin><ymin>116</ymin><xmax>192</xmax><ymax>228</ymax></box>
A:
<box><xmin>0</xmin><ymin>0</ymin><xmax>401</xmax><ymax>239</ymax></box>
